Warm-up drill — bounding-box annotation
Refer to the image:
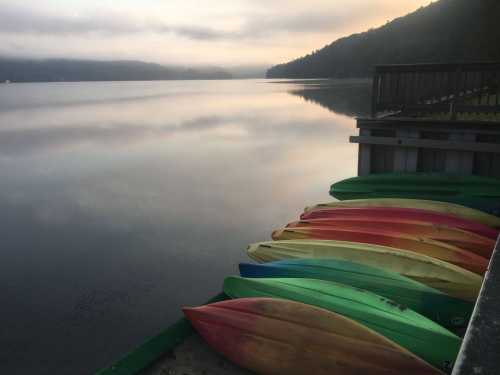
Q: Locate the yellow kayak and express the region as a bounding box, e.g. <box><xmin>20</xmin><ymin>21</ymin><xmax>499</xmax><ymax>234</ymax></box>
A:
<box><xmin>247</xmin><ymin>240</ymin><xmax>482</xmax><ymax>302</ymax></box>
<box><xmin>304</xmin><ymin>198</ymin><xmax>500</xmax><ymax>228</ymax></box>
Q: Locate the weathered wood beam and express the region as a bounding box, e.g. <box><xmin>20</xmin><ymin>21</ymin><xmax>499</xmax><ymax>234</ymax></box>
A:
<box><xmin>350</xmin><ymin>135</ymin><xmax>500</xmax><ymax>153</ymax></box>
<box><xmin>452</xmin><ymin>236</ymin><xmax>500</xmax><ymax>375</ymax></box>
<box><xmin>357</xmin><ymin>118</ymin><xmax>500</xmax><ymax>135</ymax></box>
<box><xmin>376</xmin><ymin>62</ymin><xmax>500</xmax><ymax>74</ymax></box>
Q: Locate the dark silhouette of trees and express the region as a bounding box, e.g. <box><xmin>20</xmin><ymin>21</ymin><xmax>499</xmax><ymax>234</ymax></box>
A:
<box><xmin>0</xmin><ymin>59</ymin><xmax>232</xmax><ymax>82</ymax></box>
<box><xmin>267</xmin><ymin>0</ymin><xmax>500</xmax><ymax>78</ymax></box>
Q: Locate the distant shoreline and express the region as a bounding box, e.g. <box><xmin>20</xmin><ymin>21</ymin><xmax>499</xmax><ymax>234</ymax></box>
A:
<box><xmin>0</xmin><ymin>58</ymin><xmax>267</xmax><ymax>83</ymax></box>
<box><xmin>0</xmin><ymin>77</ymin><xmax>271</xmax><ymax>84</ymax></box>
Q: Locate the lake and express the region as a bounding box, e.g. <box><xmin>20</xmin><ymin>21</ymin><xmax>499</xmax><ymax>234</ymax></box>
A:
<box><xmin>0</xmin><ymin>79</ymin><xmax>371</xmax><ymax>374</ymax></box>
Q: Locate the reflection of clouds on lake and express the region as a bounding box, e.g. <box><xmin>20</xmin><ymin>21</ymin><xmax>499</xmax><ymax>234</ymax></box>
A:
<box><xmin>0</xmin><ymin>114</ymin><xmax>347</xmax><ymax>156</ymax></box>
<box><xmin>0</xmin><ymin>116</ymin><xmax>220</xmax><ymax>156</ymax></box>
<box><xmin>0</xmin><ymin>80</ymin><xmax>361</xmax><ymax>375</ymax></box>
<box><xmin>0</xmin><ymin>81</ymin><xmax>356</xmax><ymax>158</ymax></box>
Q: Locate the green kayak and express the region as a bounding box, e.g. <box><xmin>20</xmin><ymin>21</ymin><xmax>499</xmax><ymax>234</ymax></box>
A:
<box><xmin>239</xmin><ymin>258</ymin><xmax>473</xmax><ymax>328</ymax></box>
<box><xmin>224</xmin><ymin>276</ymin><xmax>461</xmax><ymax>373</ymax></box>
<box><xmin>329</xmin><ymin>173</ymin><xmax>500</xmax><ymax>215</ymax></box>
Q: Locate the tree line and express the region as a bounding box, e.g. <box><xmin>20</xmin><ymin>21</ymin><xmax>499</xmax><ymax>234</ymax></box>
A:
<box><xmin>267</xmin><ymin>0</ymin><xmax>500</xmax><ymax>78</ymax></box>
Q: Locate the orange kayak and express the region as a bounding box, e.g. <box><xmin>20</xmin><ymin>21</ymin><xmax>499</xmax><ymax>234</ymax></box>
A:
<box><xmin>272</xmin><ymin>227</ymin><xmax>488</xmax><ymax>274</ymax></box>
<box><xmin>286</xmin><ymin>218</ymin><xmax>495</xmax><ymax>258</ymax></box>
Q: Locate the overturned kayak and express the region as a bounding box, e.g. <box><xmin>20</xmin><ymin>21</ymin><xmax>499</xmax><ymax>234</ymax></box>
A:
<box><xmin>286</xmin><ymin>218</ymin><xmax>495</xmax><ymax>257</ymax></box>
<box><xmin>329</xmin><ymin>173</ymin><xmax>500</xmax><ymax>215</ymax></box>
<box><xmin>272</xmin><ymin>227</ymin><xmax>488</xmax><ymax>274</ymax></box>
<box><xmin>300</xmin><ymin>207</ymin><xmax>499</xmax><ymax>240</ymax></box>
<box><xmin>184</xmin><ymin>298</ymin><xmax>444</xmax><ymax>375</ymax></box>
<box><xmin>246</xmin><ymin>240</ymin><xmax>482</xmax><ymax>302</ymax></box>
<box><xmin>239</xmin><ymin>258</ymin><xmax>473</xmax><ymax>328</ymax></box>
<box><xmin>304</xmin><ymin>198</ymin><xmax>500</xmax><ymax>228</ymax></box>
<box><xmin>224</xmin><ymin>277</ymin><xmax>460</xmax><ymax>373</ymax></box>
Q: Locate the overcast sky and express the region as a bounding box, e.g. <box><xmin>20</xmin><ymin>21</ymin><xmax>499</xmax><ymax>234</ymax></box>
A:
<box><xmin>0</xmin><ymin>0</ymin><xmax>433</xmax><ymax>67</ymax></box>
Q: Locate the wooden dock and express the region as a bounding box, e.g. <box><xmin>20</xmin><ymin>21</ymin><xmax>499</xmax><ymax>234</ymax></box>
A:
<box><xmin>352</xmin><ymin>63</ymin><xmax>500</xmax><ymax>177</ymax></box>
<box><xmin>355</xmin><ymin>61</ymin><xmax>500</xmax><ymax>374</ymax></box>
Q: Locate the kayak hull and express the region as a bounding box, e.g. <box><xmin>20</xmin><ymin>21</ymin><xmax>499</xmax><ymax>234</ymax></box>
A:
<box><xmin>246</xmin><ymin>240</ymin><xmax>482</xmax><ymax>302</ymax></box>
<box><xmin>272</xmin><ymin>227</ymin><xmax>488</xmax><ymax>274</ymax></box>
<box><xmin>286</xmin><ymin>218</ymin><xmax>495</xmax><ymax>258</ymax></box>
<box><xmin>224</xmin><ymin>277</ymin><xmax>460</xmax><ymax>373</ymax></box>
<box><xmin>184</xmin><ymin>298</ymin><xmax>444</xmax><ymax>375</ymax></box>
<box><xmin>304</xmin><ymin>198</ymin><xmax>500</xmax><ymax>228</ymax></box>
<box><xmin>329</xmin><ymin>173</ymin><xmax>500</xmax><ymax>215</ymax></box>
<box><xmin>239</xmin><ymin>259</ymin><xmax>473</xmax><ymax>328</ymax></box>
<box><xmin>301</xmin><ymin>207</ymin><xmax>499</xmax><ymax>240</ymax></box>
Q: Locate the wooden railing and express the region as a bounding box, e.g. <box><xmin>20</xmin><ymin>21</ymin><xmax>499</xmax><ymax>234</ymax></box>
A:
<box><xmin>372</xmin><ymin>62</ymin><xmax>500</xmax><ymax>118</ymax></box>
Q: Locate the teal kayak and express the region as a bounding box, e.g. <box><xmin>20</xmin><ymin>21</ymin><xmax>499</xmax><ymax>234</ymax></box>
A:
<box><xmin>329</xmin><ymin>173</ymin><xmax>500</xmax><ymax>216</ymax></box>
<box><xmin>224</xmin><ymin>276</ymin><xmax>461</xmax><ymax>373</ymax></box>
<box><xmin>239</xmin><ymin>258</ymin><xmax>473</xmax><ymax>328</ymax></box>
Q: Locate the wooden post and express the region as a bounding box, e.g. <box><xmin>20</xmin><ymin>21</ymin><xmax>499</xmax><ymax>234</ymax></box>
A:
<box><xmin>445</xmin><ymin>132</ymin><xmax>475</xmax><ymax>174</ymax></box>
<box><xmin>394</xmin><ymin>129</ymin><xmax>419</xmax><ymax>172</ymax></box>
<box><xmin>358</xmin><ymin>128</ymin><xmax>372</xmax><ymax>176</ymax></box>
<box><xmin>371</xmin><ymin>68</ymin><xmax>380</xmax><ymax>118</ymax></box>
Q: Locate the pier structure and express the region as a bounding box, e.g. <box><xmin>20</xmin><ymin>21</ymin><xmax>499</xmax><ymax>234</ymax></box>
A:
<box><xmin>352</xmin><ymin>62</ymin><xmax>500</xmax><ymax>375</ymax></box>
<box><xmin>351</xmin><ymin>63</ymin><xmax>500</xmax><ymax>177</ymax></box>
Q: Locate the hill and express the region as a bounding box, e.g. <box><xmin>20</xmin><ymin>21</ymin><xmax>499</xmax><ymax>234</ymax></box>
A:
<box><xmin>0</xmin><ymin>58</ymin><xmax>232</xmax><ymax>82</ymax></box>
<box><xmin>267</xmin><ymin>0</ymin><xmax>500</xmax><ymax>78</ymax></box>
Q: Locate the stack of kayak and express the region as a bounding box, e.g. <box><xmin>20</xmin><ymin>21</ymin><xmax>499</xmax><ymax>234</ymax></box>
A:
<box><xmin>183</xmin><ymin>173</ymin><xmax>500</xmax><ymax>375</ymax></box>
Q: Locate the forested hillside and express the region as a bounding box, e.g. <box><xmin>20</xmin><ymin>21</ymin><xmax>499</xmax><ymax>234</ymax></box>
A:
<box><xmin>0</xmin><ymin>59</ymin><xmax>232</xmax><ymax>82</ymax></box>
<box><xmin>267</xmin><ymin>0</ymin><xmax>500</xmax><ymax>78</ymax></box>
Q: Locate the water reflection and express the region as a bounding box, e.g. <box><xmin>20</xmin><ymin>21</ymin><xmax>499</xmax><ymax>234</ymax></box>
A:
<box><xmin>0</xmin><ymin>79</ymin><xmax>367</xmax><ymax>374</ymax></box>
<box><xmin>287</xmin><ymin>79</ymin><xmax>372</xmax><ymax>117</ymax></box>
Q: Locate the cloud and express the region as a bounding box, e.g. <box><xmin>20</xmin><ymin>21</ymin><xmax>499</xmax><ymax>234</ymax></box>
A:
<box><xmin>243</xmin><ymin>10</ymin><xmax>359</xmax><ymax>36</ymax></box>
<box><xmin>159</xmin><ymin>25</ymin><xmax>228</xmax><ymax>41</ymax></box>
<box><xmin>0</xmin><ymin>6</ymin><xmax>139</xmax><ymax>35</ymax></box>
<box><xmin>0</xmin><ymin>5</ymin><xmax>226</xmax><ymax>40</ymax></box>
<box><xmin>0</xmin><ymin>4</ymin><xmax>366</xmax><ymax>41</ymax></box>
<box><xmin>0</xmin><ymin>1</ymin><xmax>431</xmax><ymax>65</ymax></box>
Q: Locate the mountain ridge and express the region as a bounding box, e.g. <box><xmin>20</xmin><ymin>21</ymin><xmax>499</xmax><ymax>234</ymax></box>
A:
<box><xmin>0</xmin><ymin>58</ymin><xmax>233</xmax><ymax>82</ymax></box>
<box><xmin>267</xmin><ymin>0</ymin><xmax>500</xmax><ymax>78</ymax></box>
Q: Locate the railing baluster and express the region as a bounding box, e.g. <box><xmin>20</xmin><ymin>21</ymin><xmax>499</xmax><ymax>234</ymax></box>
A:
<box><xmin>371</xmin><ymin>63</ymin><xmax>500</xmax><ymax>118</ymax></box>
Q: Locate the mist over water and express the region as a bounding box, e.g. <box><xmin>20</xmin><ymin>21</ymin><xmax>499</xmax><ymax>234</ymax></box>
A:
<box><xmin>0</xmin><ymin>79</ymin><xmax>368</xmax><ymax>374</ymax></box>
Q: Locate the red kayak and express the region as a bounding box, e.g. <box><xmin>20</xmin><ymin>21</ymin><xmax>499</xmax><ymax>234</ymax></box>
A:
<box><xmin>301</xmin><ymin>207</ymin><xmax>499</xmax><ymax>240</ymax></box>
<box><xmin>184</xmin><ymin>298</ymin><xmax>443</xmax><ymax>375</ymax></box>
<box><xmin>272</xmin><ymin>226</ymin><xmax>488</xmax><ymax>275</ymax></box>
<box><xmin>286</xmin><ymin>218</ymin><xmax>495</xmax><ymax>258</ymax></box>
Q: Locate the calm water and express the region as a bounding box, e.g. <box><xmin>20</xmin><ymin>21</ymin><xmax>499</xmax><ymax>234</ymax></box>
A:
<box><xmin>0</xmin><ymin>79</ymin><xmax>370</xmax><ymax>374</ymax></box>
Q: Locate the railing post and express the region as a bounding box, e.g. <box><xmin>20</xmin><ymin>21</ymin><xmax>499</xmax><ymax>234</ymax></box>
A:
<box><xmin>371</xmin><ymin>67</ymin><xmax>380</xmax><ymax>118</ymax></box>
<box><xmin>369</xmin><ymin>62</ymin><xmax>500</xmax><ymax>118</ymax></box>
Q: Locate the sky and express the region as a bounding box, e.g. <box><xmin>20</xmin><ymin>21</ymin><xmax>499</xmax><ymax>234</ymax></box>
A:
<box><xmin>0</xmin><ymin>0</ymin><xmax>433</xmax><ymax>67</ymax></box>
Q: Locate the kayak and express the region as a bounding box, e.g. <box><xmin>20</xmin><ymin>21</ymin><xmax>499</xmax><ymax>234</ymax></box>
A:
<box><xmin>271</xmin><ymin>227</ymin><xmax>488</xmax><ymax>274</ymax></box>
<box><xmin>246</xmin><ymin>240</ymin><xmax>482</xmax><ymax>302</ymax></box>
<box><xmin>300</xmin><ymin>207</ymin><xmax>499</xmax><ymax>240</ymax></box>
<box><xmin>329</xmin><ymin>173</ymin><xmax>500</xmax><ymax>215</ymax></box>
<box><xmin>184</xmin><ymin>298</ymin><xmax>444</xmax><ymax>375</ymax></box>
<box><xmin>286</xmin><ymin>218</ymin><xmax>495</xmax><ymax>257</ymax></box>
<box><xmin>239</xmin><ymin>258</ymin><xmax>473</xmax><ymax>328</ymax></box>
<box><xmin>224</xmin><ymin>277</ymin><xmax>461</xmax><ymax>373</ymax></box>
<box><xmin>304</xmin><ymin>198</ymin><xmax>500</xmax><ymax>228</ymax></box>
